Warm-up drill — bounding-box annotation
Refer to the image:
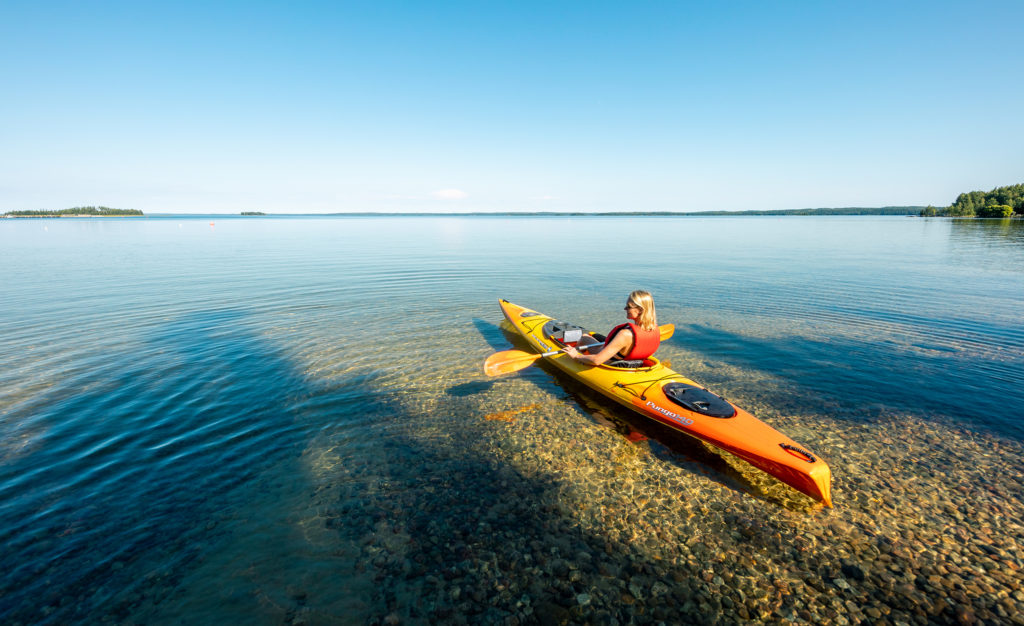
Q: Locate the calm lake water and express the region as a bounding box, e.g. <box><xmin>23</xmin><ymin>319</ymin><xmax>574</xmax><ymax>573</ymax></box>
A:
<box><xmin>1</xmin><ymin>215</ymin><xmax>1022</xmax><ymax>624</ymax></box>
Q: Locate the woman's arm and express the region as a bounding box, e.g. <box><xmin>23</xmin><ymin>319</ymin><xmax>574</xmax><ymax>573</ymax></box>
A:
<box><xmin>564</xmin><ymin>328</ymin><xmax>633</xmax><ymax>366</ymax></box>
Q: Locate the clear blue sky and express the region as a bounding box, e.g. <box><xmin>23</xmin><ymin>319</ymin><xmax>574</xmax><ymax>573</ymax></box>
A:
<box><xmin>3</xmin><ymin>1</ymin><xmax>1022</xmax><ymax>214</ymax></box>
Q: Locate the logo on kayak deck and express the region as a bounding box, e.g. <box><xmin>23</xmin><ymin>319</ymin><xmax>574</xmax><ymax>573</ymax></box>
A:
<box><xmin>645</xmin><ymin>401</ymin><xmax>694</xmax><ymax>426</ymax></box>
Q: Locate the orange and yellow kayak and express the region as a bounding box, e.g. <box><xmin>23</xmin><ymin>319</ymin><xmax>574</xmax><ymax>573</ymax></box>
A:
<box><xmin>494</xmin><ymin>299</ymin><xmax>833</xmax><ymax>507</ymax></box>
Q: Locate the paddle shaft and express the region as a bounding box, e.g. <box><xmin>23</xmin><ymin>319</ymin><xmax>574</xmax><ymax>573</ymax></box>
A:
<box><xmin>538</xmin><ymin>341</ymin><xmax>604</xmax><ymax>358</ymax></box>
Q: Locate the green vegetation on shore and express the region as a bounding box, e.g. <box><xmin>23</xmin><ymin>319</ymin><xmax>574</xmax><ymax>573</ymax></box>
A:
<box><xmin>921</xmin><ymin>184</ymin><xmax>1023</xmax><ymax>217</ymax></box>
<box><xmin>4</xmin><ymin>206</ymin><xmax>143</xmax><ymax>217</ymax></box>
<box><xmin>241</xmin><ymin>211</ymin><xmax>266</xmax><ymax>215</ymax></box>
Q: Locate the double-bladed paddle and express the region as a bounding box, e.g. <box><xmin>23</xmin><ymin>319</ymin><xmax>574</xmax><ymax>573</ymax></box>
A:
<box><xmin>483</xmin><ymin>323</ymin><xmax>674</xmax><ymax>376</ymax></box>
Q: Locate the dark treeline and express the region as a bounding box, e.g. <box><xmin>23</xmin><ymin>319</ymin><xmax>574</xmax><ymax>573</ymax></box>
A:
<box><xmin>921</xmin><ymin>184</ymin><xmax>1023</xmax><ymax>218</ymax></box>
<box><xmin>4</xmin><ymin>206</ymin><xmax>144</xmax><ymax>217</ymax></box>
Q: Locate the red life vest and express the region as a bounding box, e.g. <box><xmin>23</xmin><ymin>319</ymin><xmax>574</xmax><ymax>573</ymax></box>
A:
<box><xmin>606</xmin><ymin>322</ymin><xmax>660</xmax><ymax>360</ymax></box>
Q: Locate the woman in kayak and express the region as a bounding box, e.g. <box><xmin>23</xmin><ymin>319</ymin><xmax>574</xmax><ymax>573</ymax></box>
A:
<box><xmin>564</xmin><ymin>290</ymin><xmax>659</xmax><ymax>365</ymax></box>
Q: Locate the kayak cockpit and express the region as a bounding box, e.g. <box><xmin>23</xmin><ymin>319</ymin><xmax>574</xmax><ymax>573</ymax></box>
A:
<box><xmin>543</xmin><ymin>319</ymin><xmax>662</xmax><ymax>370</ymax></box>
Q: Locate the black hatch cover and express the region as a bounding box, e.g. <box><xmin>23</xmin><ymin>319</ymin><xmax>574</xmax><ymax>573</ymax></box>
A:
<box><xmin>662</xmin><ymin>382</ymin><xmax>736</xmax><ymax>418</ymax></box>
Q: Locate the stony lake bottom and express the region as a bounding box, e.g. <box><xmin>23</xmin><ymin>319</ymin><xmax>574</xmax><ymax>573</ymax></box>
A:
<box><xmin>1</xmin><ymin>215</ymin><xmax>1022</xmax><ymax>625</ymax></box>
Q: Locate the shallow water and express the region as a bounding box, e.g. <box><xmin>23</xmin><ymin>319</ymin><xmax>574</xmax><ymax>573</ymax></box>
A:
<box><xmin>1</xmin><ymin>215</ymin><xmax>1022</xmax><ymax>624</ymax></box>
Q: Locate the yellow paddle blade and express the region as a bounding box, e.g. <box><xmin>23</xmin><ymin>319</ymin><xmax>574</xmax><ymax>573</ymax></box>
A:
<box><xmin>659</xmin><ymin>323</ymin><xmax>674</xmax><ymax>340</ymax></box>
<box><xmin>483</xmin><ymin>349</ymin><xmax>545</xmax><ymax>376</ymax></box>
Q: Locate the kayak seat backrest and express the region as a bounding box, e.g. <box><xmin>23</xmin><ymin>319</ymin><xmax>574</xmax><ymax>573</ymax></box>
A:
<box><xmin>605</xmin><ymin>358</ymin><xmax>657</xmax><ymax>369</ymax></box>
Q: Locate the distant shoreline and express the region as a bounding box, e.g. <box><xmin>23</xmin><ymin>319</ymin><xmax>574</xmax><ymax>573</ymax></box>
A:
<box><xmin>324</xmin><ymin>207</ymin><xmax>927</xmax><ymax>217</ymax></box>
<box><xmin>14</xmin><ymin>206</ymin><xmax>1024</xmax><ymax>219</ymax></box>
<box><xmin>152</xmin><ymin>207</ymin><xmax>928</xmax><ymax>218</ymax></box>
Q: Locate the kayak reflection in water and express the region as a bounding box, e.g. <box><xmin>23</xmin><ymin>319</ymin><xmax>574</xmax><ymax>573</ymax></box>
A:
<box><xmin>564</xmin><ymin>290</ymin><xmax>660</xmax><ymax>366</ymax></box>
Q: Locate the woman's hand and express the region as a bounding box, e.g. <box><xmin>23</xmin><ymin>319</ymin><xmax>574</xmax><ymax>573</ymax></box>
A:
<box><xmin>563</xmin><ymin>346</ymin><xmax>580</xmax><ymax>359</ymax></box>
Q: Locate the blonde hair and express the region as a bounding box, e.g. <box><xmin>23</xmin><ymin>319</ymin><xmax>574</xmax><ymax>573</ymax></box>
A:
<box><xmin>628</xmin><ymin>290</ymin><xmax>657</xmax><ymax>331</ymax></box>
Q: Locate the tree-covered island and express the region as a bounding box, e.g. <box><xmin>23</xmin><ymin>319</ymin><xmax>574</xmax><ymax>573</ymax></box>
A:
<box><xmin>920</xmin><ymin>183</ymin><xmax>1023</xmax><ymax>218</ymax></box>
<box><xmin>3</xmin><ymin>206</ymin><xmax>144</xmax><ymax>218</ymax></box>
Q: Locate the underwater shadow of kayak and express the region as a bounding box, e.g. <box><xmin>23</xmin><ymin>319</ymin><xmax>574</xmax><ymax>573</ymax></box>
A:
<box><xmin>534</xmin><ymin>359</ymin><xmax>806</xmax><ymax>510</ymax></box>
<box><xmin>441</xmin><ymin>318</ymin><xmax>520</xmax><ymax>398</ymax></box>
<box><xmin>447</xmin><ymin>380</ymin><xmax>495</xmax><ymax>397</ymax></box>
<box><xmin>471</xmin><ymin>316</ymin><xmax>513</xmax><ymax>352</ymax></box>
